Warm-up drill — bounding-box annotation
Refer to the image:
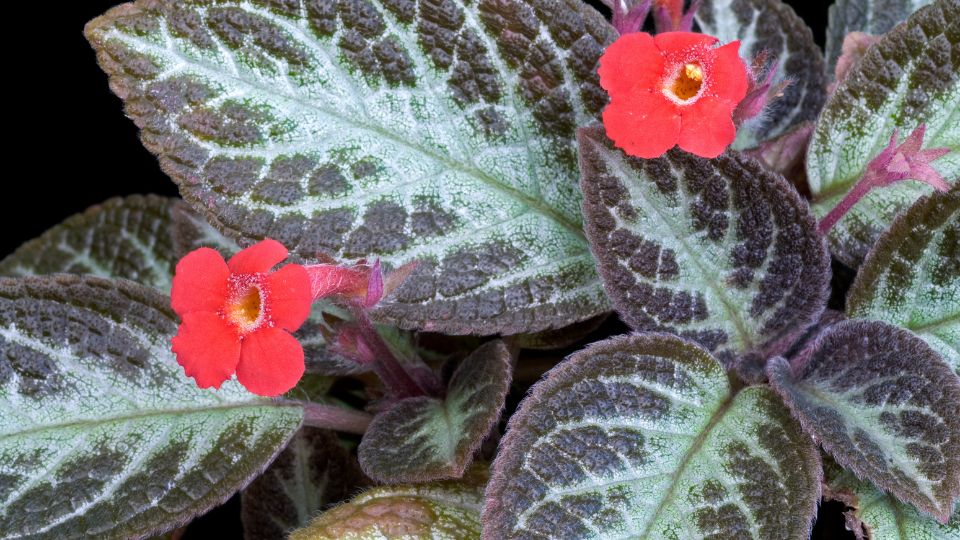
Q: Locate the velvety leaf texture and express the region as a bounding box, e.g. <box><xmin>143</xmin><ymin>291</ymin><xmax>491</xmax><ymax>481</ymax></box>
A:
<box><xmin>84</xmin><ymin>0</ymin><xmax>618</xmax><ymax>335</ymax></box>
<box><xmin>0</xmin><ymin>195</ymin><xmax>238</xmax><ymax>290</ymax></box>
<box><xmin>767</xmin><ymin>320</ymin><xmax>960</xmax><ymax>522</ymax></box>
<box><xmin>358</xmin><ymin>340</ymin><xmax>511</xmax><ymax>482</ymax></box>
<box><xmin>241</xmin><ymin>428</ymin><xmax>370</xmax><ymax>540</ymax></box>
<box><xmin>695</xmin><ymin>0</ymin><xmax>826</xmax><ymax>148</ymax></box>
<box><xmin>826</xmin><ymin>469</ymin><xmax>960</xmax><ymax>540</ymax></box>
<box><xmin>290</xmin><ymin>465</ymin><xmax>487</xmax><ymax>539</ymax></box>
<box><xmin>808</xmin><ymin>0</ymin><xmax>960</xmax><ymax>267</ymax></box>
<box><xmin>578</xmin><ymin>127</ymin><xmax>830</xmax><ymax>372</ymax></box>
<box><xmin>0</xmin><ymin>275</ymin><xmax>303</xmax><ymax>538</ymax></box>
<box><xmin>848</xmin><ymin>189</ymin><xmax>960</xmax><ymax>376</ymax></box>
<box><xmin>483</xmin><ymin>334</ymin><xmax>822</xmax><ymax>540</ymax></box>
<box><xmin>825</xmin><ymin>0</ymin><xmax>934</xmax><ymax>72</ymax></box>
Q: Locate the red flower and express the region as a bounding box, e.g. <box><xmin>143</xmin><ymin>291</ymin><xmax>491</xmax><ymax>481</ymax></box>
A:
<box><xmin>170</xmin><ymin>239</ymin><xmax>312</xmax><ymax>396</ymax></box>
<box><xmin>599</xmin><ymin>31</ymin><xmax>749</xmax><ymax>158</ymax></box>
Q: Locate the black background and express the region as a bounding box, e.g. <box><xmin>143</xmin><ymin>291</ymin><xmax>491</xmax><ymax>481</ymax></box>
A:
<box><xmin>7</xmin><ymin>1</ymin><xmax>841</xmax><ymax>537</ymax></box>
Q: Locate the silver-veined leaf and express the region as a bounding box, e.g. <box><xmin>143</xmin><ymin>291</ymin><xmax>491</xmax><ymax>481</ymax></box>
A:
<box><xmin>695</xmin><ymin>0</ymin><xmax>826</xmax><ymax>149</ymax></box>
<box><xmin>0</xmin><ymin>275</ymin><xmax>303</xmax><ymax>538</ymax></box>
<box><xmin>767</xmin><ymin>320</ymin><xmax>960</xmax><ymax>523</ymax></box>
<box><xmin>84</xmin><ymin>0</ymin><xmax>617</xmax><ymax>335</ymax></box>
<box><xmin>807</xmin><ymin>0</ymin><xmax>960</xmax><ymax>267</ymax></box>
<box><xmin>825</xmin><ymin>0</ymin><xmax>934</xmax><ymax>73</ymax></box>
<box><xmin>290</xmin><ymin>465</ymin><xmax>487</xmax><ymax>539</ymax></box>
<box><xmin>847</xmin><ymin>188</ymin><xmax>960</xmax><ymax>376</ymax></box>
<box><xmin>578</xmin><ymin>127</ymin><xmax>830</xmax><ymax>373</ymax></box>
<box><xmin>484</xmin><ymin>334</ymin><xmax>822</xmax><ymax>539</ymax></box>
<box><xmin>358</xmin><ymin>340</ymin><xmax>511</xmax><ymax>482</ymax></box>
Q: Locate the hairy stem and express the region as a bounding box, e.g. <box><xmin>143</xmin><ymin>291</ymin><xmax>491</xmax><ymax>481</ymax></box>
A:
<box><xmin>300</xmin><ymin>402</ymin><xmax>373</xmax><ymax>434</ymax></box>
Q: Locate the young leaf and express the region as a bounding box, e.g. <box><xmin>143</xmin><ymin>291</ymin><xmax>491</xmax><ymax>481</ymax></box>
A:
<box><xmin>825</xmin><ymin>0</ymin><xmax>934</xmax><ymax>73</ymax></box>
<box><xmin>484</xmin><ymin>334</ymin><xmax>822</xmax><ymax>540</ymax></box>
<box><xmin>695</xmin><ymin>0</ymin><xmax>827</xmax><ymax>149</ymax></box>
<box><xmin>290</xmin><ymin>465</ymin><xmax>488</xmax><ymax>540</ymax></box>
<box><xmin>241</xmin><ymin>428</ymin><xmax>370</xmax><ymax>540</ymax></box>
<box><xmin>578</xmin><ymin>127</ymin><xmax>830</xmax><ymax>370</ymax></box>
<box><xmin>808</xmin><ymin>0</ymin><xmax>960</xmax><ymax>267</ymax></box>
<box><xmin>358</xmin><ymin>340</ymin><xmax>511</xmax><ymax>483</ymax></box>
<box><xmin>826</xmin><ymin>468</ymin><xmax>960</xmax><ymax>540</ymax></box>
<box><xmin>767</xmin><ymin>320</ymin><xmax>960</xmax><ymax>523</ymax></box>
<box><xmin>0</xmin><ymin>275</ymin><xmax>303</xmax><ymax>538</ymax></box>
<box><xmin>0</xmin><ymin>195</ymin><xmax>238</xmax><ymax>290</ymax></box>
<box><xmin>847</xmin><ymin>189</ymin><xmax>960</xmax><ymax>376</ymax></box>
<box><xmin>84</xmin><ymin>0</ymin><xmax>617</xmax><ymax>335</ymax></box>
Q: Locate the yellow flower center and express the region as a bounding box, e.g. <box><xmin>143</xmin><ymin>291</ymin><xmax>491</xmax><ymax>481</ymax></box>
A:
<box><xmin>669</xmin><ymin>63</ymin><xmax>704</xmax><ymax>101</ymax></box>
<box><xmin>228</xmin><ymin>285</ymin><xmax>263</xmax><ymax>330</ymax></box>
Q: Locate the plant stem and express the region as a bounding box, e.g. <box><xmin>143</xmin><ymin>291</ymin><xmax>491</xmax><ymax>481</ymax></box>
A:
<box><xmin>300</xmin><ymin>402</ymin><xmax>373</xmax><ymax>434</ymax></box>
<box><xmin>354</xmin><ymin>310</ymin><xmax>430</xmax><ymax>399</ymax></box>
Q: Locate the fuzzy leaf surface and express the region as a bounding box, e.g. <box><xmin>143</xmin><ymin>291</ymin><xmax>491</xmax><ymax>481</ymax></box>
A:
<box><xmin>290</xmin><ymin>465</ymin><xmax>487</xmax><ymax>539</ymax></box>
<box><xmin>85</xmin><ymin>0</ymin><xmax>617</xmax><ymax>335</ymax></box>
<box><xmin>695</xmin><ymin>0</ymin><xmax>826</xmax><ymax>148</ymax></box>
<box><xmin>847</xmin><ymin>189</ymin><xmax>960</xmax><ymax>376</ymax></box>
<box><xmin>358</xmin><ymin>340</ymin><xmax>511</xmax><ymax>482</ymax></box>
<box><xmin>767</xmin><ymin>320</ymin><xmax>960</xmax><ymax>522</ymax></box>
<box><xmin>808</xmin><ymin>0</ymin><xmax>960</xmax><ymax>266</ymax></box>
<box><xmin>0</xmin><ymin>275</ymin><xmax>303</xmax><ymax>538</ymax></box>
<box><xmin>484</xmin><ymin>334</ymin><xmax>822</xmax><ymax>540</ymax></box>
<box><xmin>826</xmin><ymin>469</ymin><xmax>960</xmax><ymax>540</ymax></box>
<box><xmin>825</xmin><ymin>0</ymin><xmax>934</xmax><ymax>72</ymax></box>
<box><xmin>241</xmin><ymin>428</ymin><xmax>369</xmax><ymax>540</ymax></box>
<box><xmin>579</xmin><ymin>128</ymin><xmax>830</xmax><ymax>370</ymax></box>
<box><xmin>0</xmin><ymin>195</ymin><xmax>238</xmax><ymax>290</ymax></box>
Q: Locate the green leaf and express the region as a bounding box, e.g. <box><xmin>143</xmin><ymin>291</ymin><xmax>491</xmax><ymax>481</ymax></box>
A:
<box><xmin>826</xmin><ymin>466</ymin><xmax>960</xmax><ymax>539</ymax></box>
<box><xmin>241</xmin><ymin>427</ymin><xmax>370</xmax><ymax>540</ymax></box>
<box><xmin>290</xmin><ymin>465</ymin><xmax>487</xmax><ymax>540</ymax></box>
<box><xmin>807</xmin><ymin>0</ymin><xmax>960</xmax><ymax>267</ymax></box>
<box><xmin>484</xmin><ymin>334</ymin><xmax>822</xmax><ymax>540</ymax></box>
<box><xmin>0</xmin><ymin>275</ymin><xmax>303</xmax><ymax>538</ymax></box>
<box><xmin>0</xmin><ymin>195</ymin><xmax>238</xmax><ymax>290</ymax></box>
<box><xmin>695</xmin><ymin>0</ymin><xmax>827</xmax><ymax>149</ymax></box>
<box><xmin>578</xmin><ymin>127</ymin><xmax>830</xmax><ymax>374</ymax></box>
<box><xmin>825</xmin><ymin>0</ymin><xmax>934</xmax><ymax>73</ymax></box>
<box><xmin>767</xmin><ymin>320</ymin><xmax>960</xmax><ymax>522</ymax></box>
<box><xmin>358</xmin><ymin>340</ymin><xmax>511</xmax><ymax>482</ymax></box>
<box><xmin>84</xmin><ymin>0</ymin><xmax>617</xmax><ymax>335</ymax></box>
<box><xmin>847</xmin><ymin>189</ymin><xmax>960</xmax><ymax>376</ymax></box>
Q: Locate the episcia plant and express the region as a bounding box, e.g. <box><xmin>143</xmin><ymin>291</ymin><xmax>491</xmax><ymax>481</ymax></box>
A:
<box><xmin>0</xmin><ymin>0</ymin><xmax>957</xmax><ymax>538</ymax></box>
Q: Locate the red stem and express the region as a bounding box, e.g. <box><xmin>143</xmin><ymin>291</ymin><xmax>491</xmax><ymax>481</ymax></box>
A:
<box><xmin>818</xmin><ymin>173</ymin><xmax>876</xmax><ymax>234</ymax></box>
<box><xmin>300</xmin><ymin>402</ymin><xmax>373</xmax><ymax>434</ymax></box>
<box><xmin>353</xmin><ymin>309</ymin><xmax>430</xmax><ymax>399</ymax></box>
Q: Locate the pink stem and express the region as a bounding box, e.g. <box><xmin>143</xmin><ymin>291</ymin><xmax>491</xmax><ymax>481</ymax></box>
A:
<box><xmin>817</xmin><ymin>173</ymin><xmax>877</xmax><ymax>234</ymax></box>
<box><xmin>353</xmin><ymin>309</ymin><xmax>431</xmax><ymax>399</ymax></box>
<box><xmin>300</xmin><ymin>402</ymin><xmax>373</xmax><ymax>434</ymax></box>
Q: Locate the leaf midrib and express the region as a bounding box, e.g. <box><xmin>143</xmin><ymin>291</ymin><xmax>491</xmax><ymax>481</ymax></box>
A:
<box><xmin>104</xmin><ymin>18</ymin><xmax>588</xmax><ymax>243</ymax></box>
<box><xmin>0</xmin><ymin>401</ymin><xmax>302</xmax><ymax>440</ymax></box>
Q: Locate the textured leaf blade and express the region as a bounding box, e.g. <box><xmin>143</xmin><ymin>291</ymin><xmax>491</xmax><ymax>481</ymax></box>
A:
<box><xmin>848</xmin><ymin>189</ymin><xmax>960</xmax><ymax>376</ymax></box>
<box><xmin>767</xmin><ymin>320</ymin><xmax>960</xmax><ymax>522</ymax></box>
<box><xmin>85</xmin><ymin>0</ymin><xmax>617</xmax><ymax>335</ymax></box>
<box><xmin>241</xmin><ymin>428</ymin><xmax>370</xmax><ymax>540</ymax></box>
<box><xmin>290</xmin><ymin>465</ymin><xmax>487</xmax><ymax>540</ymax></box>
<box><xmin>358</xmin><ymin>340</ymin><xmax>511</xmax><ymax>482</ymax></box>
<box><xmin>808</xmin><ymin>0</ymin><xmax>960</xmax><ymax>266</ymax></box>
<box><xmin>825</xmin><ymin>0</ymin><xmax>934</xmax><ymax>73</ymax></box>
<box><xmin>695</xmin><ymin>0</ymin><xmax>827</xmax><ymax>148</ymax></box>
<box><xmin>0</xmin><ymin>275</ymin><xmax>303</xmax><ymax>538</ymax></box>
<box><xmin>0</xmin><ymin>195</ymin><xmax>238</xmax><ymax>290</ymax></box>
<box><xmin>484</xmin><ymin>334</ymin><xmax>822</xmax><ymax>540</ymax></box>
<box><xmin>579</xmin><ymin>127</ymin><xmax>830</xmax><ymax>371</ymax></box>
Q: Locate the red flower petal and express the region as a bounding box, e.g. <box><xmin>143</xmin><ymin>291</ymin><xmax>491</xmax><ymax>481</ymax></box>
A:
<box><xmin>171</xmin><ymin>311</ymin><xmax>241</xmax><ymax>389</ymax></box>
<box><xmin>228</xmin><ymin>239</ymin><xmax>288</xmax><ymax>274</ymax></box>
<box><xmin>707</xmin><ymin>41</ymin><xmax>749</xmax><ymax>104</ymax></box>
<box><xmin>236</xmin><ymin>328</ymin><xmax>305</xmax><ymax>396</ymax></box>
<box><xmin>171</xmin><ymin>248</ymin><xmax>230</xmax><ymax>317</ymax></box>
<box><xmin>678</xmin><ymin>96</ymin><xmax>737</xmax><ymax>158</ymax></box>
<box><xmin>602</xmin><ymin>93</ymin><xmax>681</xmax><ymax>159</ymax></box>
<box><xmin>264</xmin><ymin>264</ymin><xmax>312</xmax><ymax>332</ymax></box>
<box><xmin>654</xmin><ymin>31</ymin><xmax>718</xmax><ymax>59</ymax></box>
<box><xmin>598</xmin><ymin>32</ymin><xmax>666</xmax><ymax>97</ymax></box>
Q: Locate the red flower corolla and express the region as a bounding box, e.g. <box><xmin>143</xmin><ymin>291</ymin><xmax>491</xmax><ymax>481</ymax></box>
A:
<box><xmin>171</xmin><ymin>239</ymin><xmax>312</xmax><ymax>397</ymax></box>
<box><xmin>599</xmin><ymin>31</ymin><xmax>749</xmax><ymax>158</ymax></box>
